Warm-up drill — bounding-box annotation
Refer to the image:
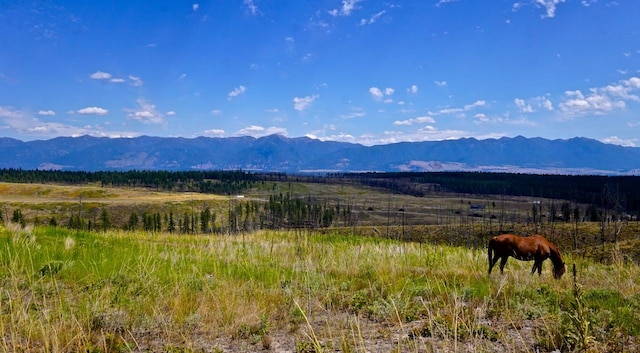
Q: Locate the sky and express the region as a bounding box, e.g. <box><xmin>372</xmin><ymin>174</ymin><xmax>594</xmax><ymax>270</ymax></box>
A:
<box><xmin>1</xmin><ymin>0</ymin><xmax>639</xmax><ymax>147</ymax></box>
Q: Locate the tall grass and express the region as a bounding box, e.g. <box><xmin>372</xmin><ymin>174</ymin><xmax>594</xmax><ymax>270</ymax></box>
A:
<box><xmin>0</xmin><ymin>224</ymin><xmax>638</xmax><ymax>352</ymax></box>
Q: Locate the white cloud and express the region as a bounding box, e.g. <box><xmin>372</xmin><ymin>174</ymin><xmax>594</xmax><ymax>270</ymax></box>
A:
<box><xmin>126</xmin><ymin>98</ymin><xmax>165</xmax><ymax>124</ymax></box>
<box><xmin>228</xmin><ymin>85</ymin><xmax>247</xmax><ymax>99</ymax></box>
<box><xmin>235</xmin><ymin>125</ymin><xmax>288</xmax><ymax>137</ymax></box>
<box><xmin>407</xmin><ymin>85</ymin><xmax>419</xmax><ymax>94</ymax></box>
<box><xmin>37</xmin><ymin>110</ymin><xmax>56</xmax><ymax>116</ymax></box>
<box><xmin>534</xmin><ymin>0</ymin><xmax>566</xmax><ymax>18</ymax></box>
<box><xmin>601</xmin><ymin>136</ymin><xmax>637</xmax><ymax>147</ymax></box>
<box><xmin>329</xmin><ymin>0</ymin><xmax>361</xmax><ymax>16</ymax></box>
<box><xmin>293</xmin><ymin>95</ymin><xmax>318</xmax><ymax>111</ymax></box>
<box><xmin>0</xmin><ymin>106</ymin><xmax>122</xmax><ymax>138</ymax></box>
<box><xmin>192</xmin><ymin>3</ymin><xmax>199</xmax><ymax>11</ymax></box>
<box><xmin>90</xmin><ymin>71</ymin><xmax>112</xmax><ymax>80</ymax></box>
<box><xmin>369</xmin><ymin>86</ymin><xmax>394</xmax><ymax>101</ymax></box>
<box><xmin>166</xmin><ymin>111</ymin><xmax>176</xmax><ymax>116</ymax></box>
<box><xmin>514</xmin><ymin>98</ymin><xmax>534</xmax><ymax>113</ymax></box>
<box><xmin>204</xmin><ymin>129</ymin><xmax>225</xmax><ymax>137</ymax></box>
<box><xmin>211</xmin><ymin>109</ymin><xmax>223</xmax><ymax>115</ymax></box>
<box><xmin>558</xmin><ymin>77</ymin><xmax>640</xmax><ymax>117</ymax></box>
<box><xmin>434</xmin><ymin>80</ymin><xmax>447</xmax><ymax>87</ymax></box>
<box><xmin>369</xmin><ymin>87</ymin><xmax>384</xmax><ymax>99</ymax></box>
<box><xmin>77</xmin><ymin>107</ymin><xmax>108</xmax><ymax>115</ymax></box>
<box><xmin>109</xmin><ymin>78</ymin><xmax>125</xmax><ymax>83</ymax></box>
<box><xmin>393</xmin><ymin>116</ymin><xmax>436</xmax><ymax>126</ymax></box>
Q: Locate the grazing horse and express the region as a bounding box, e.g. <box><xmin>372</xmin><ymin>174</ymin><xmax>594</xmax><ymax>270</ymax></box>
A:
<box><xmin>488</xmin><ymin>234</ymin><xmax>565</xmax><ymax>279</ymax></box>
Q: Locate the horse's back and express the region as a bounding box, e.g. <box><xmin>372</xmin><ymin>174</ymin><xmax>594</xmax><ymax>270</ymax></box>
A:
<box><xmin>488</xmin><ymin>234</ymin><xmax>519</xmax><ymax>255</ymax></box>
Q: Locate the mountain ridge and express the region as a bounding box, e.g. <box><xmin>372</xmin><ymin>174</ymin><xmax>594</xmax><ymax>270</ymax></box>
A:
<box><xmin>1</xmin><ymin>135</ymin><xmax>639</xmax><ymax>175</ymax></box>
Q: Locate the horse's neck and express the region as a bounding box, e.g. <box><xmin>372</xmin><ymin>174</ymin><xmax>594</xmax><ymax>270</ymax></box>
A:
<box><xmin>549</xmin><ymin>247</ymin><xmax>563</xmax><ymax>265</ymax></box>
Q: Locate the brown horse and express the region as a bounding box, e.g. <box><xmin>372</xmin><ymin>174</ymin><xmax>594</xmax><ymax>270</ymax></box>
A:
<box><xmin>488</xmin><ymin>234</ymin><xmax>565</xmax><ymax>279</ymax></box>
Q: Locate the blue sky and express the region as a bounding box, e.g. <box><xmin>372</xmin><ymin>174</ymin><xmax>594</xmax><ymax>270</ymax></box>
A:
<box><xmin>1</xmin><ymin>0</ymin><xmax>639</xmax><ymax>146</ymax></box>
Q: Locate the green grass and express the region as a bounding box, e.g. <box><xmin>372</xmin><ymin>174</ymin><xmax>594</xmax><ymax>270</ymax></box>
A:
<box><xmin>1</xmin><ymin>224</ymin><xmax>638</xmax><ymax>352</ymax></box>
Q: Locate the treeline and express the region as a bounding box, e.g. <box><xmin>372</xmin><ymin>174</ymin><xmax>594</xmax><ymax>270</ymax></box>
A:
<box><xmin>0</xmin><ymin>169</ymin><xmax>259</xmax><ymax>194</ymax></box>
<box><xmin>2</xmin><ymin>168</ymin><xmax>640</xmax><ymax>215</ymax></box>
<box><xmin>347</xmin><ymin>172</ymin><xmax>640</xmax><ymax>215</ymax></box>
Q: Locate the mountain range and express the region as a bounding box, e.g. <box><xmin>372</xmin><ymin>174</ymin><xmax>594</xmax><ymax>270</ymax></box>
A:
<box><xmin>1</xmin><ymin>135</ymin><xmax>639</xmax><ymax>175</ymax></box>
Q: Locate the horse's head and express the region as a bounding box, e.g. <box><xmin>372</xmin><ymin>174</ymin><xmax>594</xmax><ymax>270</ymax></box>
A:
<box><xmin>553</xmin><ymin>262</ymin><xmax>566</xmax><ymax>279</ymax></box>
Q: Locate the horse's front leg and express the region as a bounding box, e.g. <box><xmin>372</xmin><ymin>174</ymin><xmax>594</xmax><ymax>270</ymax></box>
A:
<box><xmin>531</xmin><ymin>260</ymin><xmax>542</xmax><ymax>276</ymax></box>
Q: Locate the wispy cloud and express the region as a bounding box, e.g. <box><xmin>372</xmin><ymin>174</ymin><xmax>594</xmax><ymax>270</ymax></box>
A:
<box><xmin>293</xmin><ymin>95</ymin><xmax>319</xmax><ymax>111</ymax></box>
<box><xmin>535</xmin><ymin>0</ymin><xmax>566</xmax><ymax>18</ymax></box>
<box><xmin>228</xmin><ymin>85</ymin><xmax>247</xmax><ymax>99</ymax></box>
<box><xmin>601</xmin><ymin>136</ymin><xmax>637</xmax><ymax>147</ymax></box>
<box><xmin>126</xmin><ymin>98</ymin><xmax>165</xmax><ymax>124</ymax></box>
<box><xmin>128</xmin><ymin>75</ymin><xmax>143</xmax><ymax>87</ymax></box>
<box><xmin>407</xmin><ymin>85</ymin><xmax>419</xmax><ymax>94</ymax></box>
<box><xmin>430</xmin><ymin>100</ymin><xmax>486</xmax><ymax>116</ymax></box>
<box><xmin>514</xmin><ymin>96</ymin><xmax>554</xmax><ymax>113</ymax></box>
<box><xmin>192</xmin><ymin>3</ymin><xmax>199</xmax><ymax>12</ymax></box>
<box><xmin>393</xmin><ymin>116</ymin><xmax>436</xmax><ymax>126</ymax></box>
<box><xmin>329</xmin><ymin>0</ymin><xmax>361</xmax><ymax>16</ymax></box>
<box><xmin>340</xmin><ymin>107</ymin><xmax>366</xmax><ymax>119</ymax></box>
<box><xmin>359</xmin><ymin>10</ymin><xmax>385</xmax><ymax>25</ymax></box>
<box><xmin>436</xmin><ymin>0</ymin><xmax>459</xmax><ymax>7</ymax></box>
<box><xmin>514</xmin><ymin>98</ymin><xmax>533</xmax><ymax>113</ymax></box>
<box><xmin>244</xmin><ymin>0</ymin><xmax>258</xmax><ymax>15</ymax></box>
<box><xmin>434</xmin><ymin>80</ymin><xmax>447</xmax><ymax>87</ymax></box>
<box><xmin>37</xmin><ymin>110</ymin><xmax>56</xmax><ymax>116</ymax></box>
<box><xmin>235</xmin><ymin>125</ymin><xmax>287</xmax><ymax>137</ymax></box>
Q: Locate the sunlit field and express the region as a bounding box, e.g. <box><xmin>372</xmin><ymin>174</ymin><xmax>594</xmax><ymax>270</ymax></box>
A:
<box><xmin>1</xmin><ymin>223</ymin><xmax>638</xmax><ymax>352</ymax></box>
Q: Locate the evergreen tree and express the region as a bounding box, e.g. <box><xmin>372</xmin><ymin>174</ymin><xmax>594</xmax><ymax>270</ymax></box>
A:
<box><xmin>168</xmin><ymin>211</ymin><xmax>176</xmax><ymax>233</ymax></box>
<box><xmin>100</xmin><ymin>208</ymin><xmax>112</xmax><ymax>232</ymax></box>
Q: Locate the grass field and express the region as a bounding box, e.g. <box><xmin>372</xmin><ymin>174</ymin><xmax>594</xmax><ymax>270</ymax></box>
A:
<box><xmin>1</xmin><ymin>181</ymin><xmax>639</xmax><ymax>352</ymax></box>
<box><xmin>1</xmin><ymin>224</ymin><xmax>639</xmax><ymax>352</ymax></box>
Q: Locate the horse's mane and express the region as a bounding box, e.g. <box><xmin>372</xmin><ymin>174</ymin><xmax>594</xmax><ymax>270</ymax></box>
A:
<box><xmin>547</xmin><ymin>240</ymin><xmax>566</xmax><ymax>277</ymax></box>
<box><xmin>548</xmin><ymin>242</ymin><xmax>563</xmax><ymax>265</ymax></box>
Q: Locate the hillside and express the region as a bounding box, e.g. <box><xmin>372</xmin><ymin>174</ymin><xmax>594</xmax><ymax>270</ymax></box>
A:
<box><xmin>1</xmin><ymin>135</ymin><xmax>640</xmax><ymax>174</ymax></box>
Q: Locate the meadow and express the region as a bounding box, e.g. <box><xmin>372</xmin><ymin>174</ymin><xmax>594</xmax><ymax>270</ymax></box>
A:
<box><xmin>1</xmin><ymin>180</ymin><xmax>639</xmax><ymax>352</ymax></box>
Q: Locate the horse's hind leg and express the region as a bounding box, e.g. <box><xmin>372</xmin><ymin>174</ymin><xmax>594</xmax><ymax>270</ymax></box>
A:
<box><xmin>488</xmin><ymin>254</ymin><xmax>499</xmax><ymax>274</ymax></box>
<box><xmin>499</xmin><ymin>256</ymin><xmax>508</xmax><ymax>274</ymax></box>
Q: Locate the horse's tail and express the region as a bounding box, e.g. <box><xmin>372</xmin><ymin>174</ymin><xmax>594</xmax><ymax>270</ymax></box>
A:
<box><xmin>487</xmin><ymin>238</ymin><xmax>494</xmax><ymax>273</ymax></box>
